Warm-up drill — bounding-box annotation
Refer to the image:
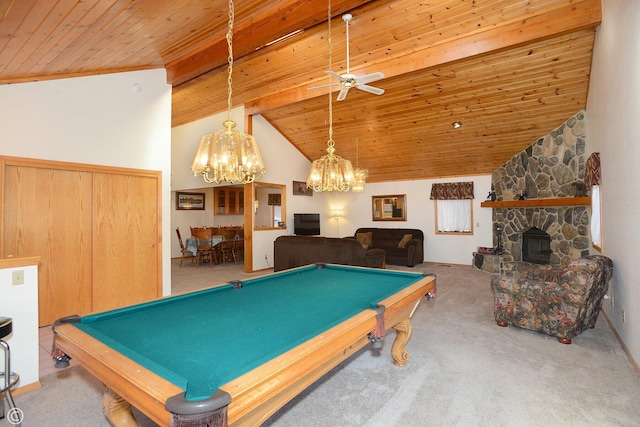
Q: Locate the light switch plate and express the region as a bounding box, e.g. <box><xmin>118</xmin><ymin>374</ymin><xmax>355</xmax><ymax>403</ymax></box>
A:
<box><xmin>12</xmin><ymin>270</ymin><xmax>24</xmax><ymax>285</ymax></box>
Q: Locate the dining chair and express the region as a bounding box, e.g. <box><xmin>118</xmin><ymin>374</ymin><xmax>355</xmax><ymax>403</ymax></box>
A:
<box><xmin>190</xmin><ymin>227</ymin><xmax>216</xmax><ymax>267</ymax></box>
<box><xmin>219</xmin><ymin>228</ymin><xmax>238</xmax><ymax>264</ymax></box>
<box><xmin>208</xmin><ymin>227</ymin><xmax>223</xmax><ymax>261</ymax></box>
<box><xmin>175</xmin><ymin>227</ymin><xmax>193</xmax><ymax>267</ymax></box>
<box><xmin>234</xmin><ymin>228</ymin><xmax>245</xmax><ymax>261</ymax></box>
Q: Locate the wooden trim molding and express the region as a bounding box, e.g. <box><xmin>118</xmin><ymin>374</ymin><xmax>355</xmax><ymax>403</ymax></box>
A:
<box><xmin>0</xmin><ymin>256</ymin><xmax>40</xmax><ymax>269</ymax></box>
<box><xmin>0</xmin><ymin>155</ymin><xmax>161</xmax><ymax>177</ymax></box>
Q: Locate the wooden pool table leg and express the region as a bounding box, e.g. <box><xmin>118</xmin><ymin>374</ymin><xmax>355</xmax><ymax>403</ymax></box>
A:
<box><xmin>391</xmin><ymin>318</ymin><xmax>412</xmax><ymax>367</ymax></box>
<box><xmin>103</xmin><ymin>388</ymin><xmax>139</xmax><ymax>427</ymax></box>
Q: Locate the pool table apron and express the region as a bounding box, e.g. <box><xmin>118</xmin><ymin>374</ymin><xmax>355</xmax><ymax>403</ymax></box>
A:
<box><xmin>53</xmin><ymin>275</ymin><xmax>435</xmax><ymax>427</ymax></box>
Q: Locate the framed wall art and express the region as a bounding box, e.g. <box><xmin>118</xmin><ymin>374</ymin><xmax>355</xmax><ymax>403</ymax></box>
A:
<box><xmin>293</xmin><ymin>181</ymin><xmax>313</xmax><ymax>196</ymax></box>
<box><xmin>176</xmin><ymin>192</ymin><xmax>205</xmax><ymax>210</ymax></box>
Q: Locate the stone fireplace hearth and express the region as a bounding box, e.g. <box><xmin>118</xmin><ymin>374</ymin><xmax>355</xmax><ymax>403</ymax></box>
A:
<box><xmin>474</xmin><ymin>111</ymin><xmax>592</xmax><ymax>274</ymax></box>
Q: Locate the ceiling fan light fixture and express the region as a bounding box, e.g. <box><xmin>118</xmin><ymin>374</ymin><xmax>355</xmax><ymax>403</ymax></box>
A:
<box><xmin>191</xmin><ymin>0</ymin><xmax>265</xmax><ymax>184</ymax></box>
<box><xmin>306</xmin><ymin>11</ymin><xmax>384</xmax><ymax>100</ymax></box>
<box><xmin>343</xmin><ymin>77</ymin><xmax>356</xmax><ymax>88</ymax></box>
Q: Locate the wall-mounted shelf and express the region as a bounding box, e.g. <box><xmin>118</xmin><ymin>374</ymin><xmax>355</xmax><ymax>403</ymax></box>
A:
<box><xmin>480</xmin><ymin>196</ymin><xmax>590</xmax><ymax>208</ymax></box>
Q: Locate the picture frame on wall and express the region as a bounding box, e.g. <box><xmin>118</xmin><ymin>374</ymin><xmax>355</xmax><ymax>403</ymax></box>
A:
<box><xmin>293</xmin><ymin>181</ymin><xmax>313</xmax><ymax>196</ymax></box>
<box><xmin>176</xmin><ymin>192</ymin><xmax>205</xmax><ymax>210</ymax></box>
<box><xmin>372</xmin><ymin>194</ymin><xmax>407</xmax><ymax>221</ymax></box>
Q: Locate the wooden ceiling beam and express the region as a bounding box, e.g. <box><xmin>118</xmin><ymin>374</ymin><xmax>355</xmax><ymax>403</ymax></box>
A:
<box><xmin>166</xmin><ymin>0</ymin><xmax>375</xmax><ymax>86</ymax></box>
<box><xmin>245</xmin><ymin>0</ymin><xmax>601</xmax><ymax>115</ymax></box>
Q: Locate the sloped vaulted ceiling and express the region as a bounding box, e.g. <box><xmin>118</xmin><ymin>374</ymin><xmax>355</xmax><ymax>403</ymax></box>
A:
<box><xmin>0</xmin><ymin>0</ymin><xmax>601</xmax><ymax>182</ymax></box>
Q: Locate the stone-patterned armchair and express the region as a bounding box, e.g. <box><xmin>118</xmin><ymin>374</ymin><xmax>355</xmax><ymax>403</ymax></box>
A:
<box><xmin>491</xmin><ymin>255</ymin><xmax>613</xmax><ymax>344</ymax></box>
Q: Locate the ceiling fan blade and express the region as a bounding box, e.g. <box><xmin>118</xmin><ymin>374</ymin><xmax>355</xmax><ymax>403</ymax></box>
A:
<box><xmin>356</xmin><ymin>72</ymin><xmax>384</xmax><ymax>84</ymax></box>
<box><xmin>307</xmin><ymin>82</ymin><xmax>338</xmax><ymax>91</ymax></box>
<box><xmin>336</xmin><ymin>87</ymin><xmax>350</xmax><ymax>101</ymax></box>
<box><xmin>325</xmin><ymin>70</ymin><xmax>345</xmax><ymax>81</ymax></box>
<box><xmin>357</xmin><ymin>84</ymin><xmax>385</xmax><ymax>95</ymax></box>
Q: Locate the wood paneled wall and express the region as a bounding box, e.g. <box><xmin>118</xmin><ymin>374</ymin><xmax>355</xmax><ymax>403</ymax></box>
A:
<box><xmin>1</xmin><ymin>157</ymin><xmax>162</xmax><ymax>326</ymax></box>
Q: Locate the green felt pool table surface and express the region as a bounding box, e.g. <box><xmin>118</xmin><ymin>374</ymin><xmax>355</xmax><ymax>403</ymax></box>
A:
<box><xmin>53</xmin><ymin>263</ymin><xmax>436</xmax><ymax>426</ymax></box>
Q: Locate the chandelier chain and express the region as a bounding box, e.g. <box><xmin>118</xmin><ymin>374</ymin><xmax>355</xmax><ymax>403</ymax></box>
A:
<box><xmin>226</xmin><ymin>0</ymin><xmax>234</xmax><ymax>122</ymax></box>
<box><xmin>327</xmin><ymin>0</ymin><xmax>334</xmax><ymax>147</ymax></box>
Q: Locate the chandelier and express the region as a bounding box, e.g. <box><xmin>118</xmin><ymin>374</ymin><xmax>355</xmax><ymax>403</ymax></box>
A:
<box><xmin>352</xmin><ymin>137</ymin><xmax>368</xmax><ymax>192</ymax></box>
<box><xmin>191</xmin><ymin>0</ymin><xmax>265</xmax><ymax>184</ymax></box>
<box><xmin>306</xmin><ymin>0</ymin><xmax>356</xmax><ymax>192</ymax></box>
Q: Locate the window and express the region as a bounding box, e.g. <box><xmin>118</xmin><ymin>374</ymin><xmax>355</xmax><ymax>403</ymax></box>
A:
<box><xmin>590</xmin><ymin>184</ymin><xmax>602</xmax><ymax>250</ymax></box>
<box><xmin>435</xmin><ymin>199</ymin><xmax>473</xmax><ymax>234</ymax></box>
<box><xmin>430</xmin><ymin>182</ymin><xmax>474</xmax><ymax>235</ymax></box>
<box><xmin>585</xmin><ymin>152</ymin><xmax>602</xmax><ymax>251</ymax></box>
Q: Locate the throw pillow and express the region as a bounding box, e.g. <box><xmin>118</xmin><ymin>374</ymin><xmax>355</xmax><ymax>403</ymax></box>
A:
<box><xmin>356</xmin><ymin>232</ymin><xmax>373</xmax><ymax>249</ymax></box>
<box><xmin>398</xmin><ymin>234</ymin><xmax>413</xmax><ymax>248</ymax></box>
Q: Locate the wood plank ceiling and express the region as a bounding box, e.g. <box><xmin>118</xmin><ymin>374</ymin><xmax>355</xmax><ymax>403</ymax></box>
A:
<box><xmin>0</xmin><ymin>0</ymin><xmax>601</xmax><ymax>183</ymax></box>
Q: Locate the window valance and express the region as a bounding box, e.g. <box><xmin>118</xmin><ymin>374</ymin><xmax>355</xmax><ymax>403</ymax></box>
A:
<box><xmin>585</xmin><ymin>152</ymin><xmax>601</xmax><ymax>186</ymax></box>
<box><xmin>430</xmin><ymin>182</ymin><xmax>474</xmax><ymax>200</ymax></box>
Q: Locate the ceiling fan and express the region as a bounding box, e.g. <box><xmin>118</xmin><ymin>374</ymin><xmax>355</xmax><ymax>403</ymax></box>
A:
<box><xmin>308</xmin><ymin>13</ymin><xmax>385</xmax><ymax>101</ymax></box>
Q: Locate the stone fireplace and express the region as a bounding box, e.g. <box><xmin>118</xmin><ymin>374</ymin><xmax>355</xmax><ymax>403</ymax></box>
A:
<box><xmin>474</xmin><ymin>111</ymin><xmax>592</xmax><ymax>273</ymax></box>
<box><xmin>495</xmin><ymin>205</ymin><xmax>590</xmax><ymax>267</ymax></box>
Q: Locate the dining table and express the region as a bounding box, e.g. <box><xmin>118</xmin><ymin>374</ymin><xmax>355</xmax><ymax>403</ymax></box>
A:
<box><xmin>185</xmin><ymin>235</ymin><xmax>223</xmax><ymax>257</ymax></box>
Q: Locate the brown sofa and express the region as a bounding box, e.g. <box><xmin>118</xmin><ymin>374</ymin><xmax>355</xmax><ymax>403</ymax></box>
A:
<box><xmin>273</xmin><ymin>235</ymin><xmax>386</xmax><ymax>272</ymax></box>
<box><xmin>353</xmin><ymin>228</ymin><xmax>424</xmax><ymax>267</ymax></box>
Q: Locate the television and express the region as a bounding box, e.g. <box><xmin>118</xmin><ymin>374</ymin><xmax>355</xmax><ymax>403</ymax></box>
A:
<box><xmin>294</xmin><ymin>213</ymin><xmax>321</xmax><ymax>236</ymax></box>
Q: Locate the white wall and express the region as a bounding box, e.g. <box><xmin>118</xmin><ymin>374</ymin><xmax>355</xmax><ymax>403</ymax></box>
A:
<box><xmin>586</xmin><ymin>0</ymin><xmax>640</xmax><ymax>365</ymax></box>
<box><xmin>0</xmin><ymin>69</ymin><xmax>173</xmax><ymax>296</ymax></box>
<box><xmin>0</xmin><ymin>259</ymin><xmax>39</xmax><ymax>389</ymax></box>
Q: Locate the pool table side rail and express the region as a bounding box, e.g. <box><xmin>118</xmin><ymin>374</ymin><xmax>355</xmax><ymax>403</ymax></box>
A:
<box><xmin>382</xmin><ymin>273</ymin><xmax>436</xmax><ymax>328</ymax></box>
<box><xmin>222</xmin><ymin>274</ymin><xmax>436</xmax><ymax>426</ymax></box>
<box><xmin>54</xmin><ymin>323</ymin><xmax>182</xmax><ymax>426</ymax></box>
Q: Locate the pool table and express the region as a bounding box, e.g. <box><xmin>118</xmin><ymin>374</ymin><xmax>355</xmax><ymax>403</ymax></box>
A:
<box><xmin>52</xmin><ymin>263</ymin><xmax>436</xmax><ymax>426</ymax></box>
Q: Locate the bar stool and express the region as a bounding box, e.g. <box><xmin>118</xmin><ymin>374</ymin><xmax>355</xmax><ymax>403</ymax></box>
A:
<box><xmin>0</xmin><ymin>316</ymin><xmax>20</xmax><ymax>424</ymax></box>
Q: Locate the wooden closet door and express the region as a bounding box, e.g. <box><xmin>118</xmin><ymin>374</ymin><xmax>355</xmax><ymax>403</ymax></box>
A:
<box><xmin>3</xmin><ymin>165</ymin><xmax>93</xmax><ymax>326</ymax></box>
<box><xmin>92</xmin><ymin>172</ymin><xmax>160</xmax><ymax>312</ymax></box>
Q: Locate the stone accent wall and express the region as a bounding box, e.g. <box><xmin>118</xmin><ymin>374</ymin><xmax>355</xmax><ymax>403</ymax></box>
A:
<box><xmin>489</xmin><ymin>110</ymin><xmax>591</xmax><ymax>270</ymax></box>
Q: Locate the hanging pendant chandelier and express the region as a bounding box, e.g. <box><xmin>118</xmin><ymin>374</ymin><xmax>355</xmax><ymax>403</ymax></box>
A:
<box><xmin>352</xmin><ymin>168</ymin><xmax>368</xmax><ymax>192</ymax></box>
<box><xmin>306</xmin><ymin>0</ymin><xmax>356</xmax><ymax>193</ymax></box>
<box><xmin>191</xmin><ymin>0</ymin><xmax>265</xmax><ymax>184</ymax></box>
<box><xmin>306</xmin><ymin>140</ymin><xmax>356</xmax><ymax>192</ymax></box>
<box><xmin>352</xmin><ymin>137</ymin><xmax>368</xmax><ymax>192</ymax></box>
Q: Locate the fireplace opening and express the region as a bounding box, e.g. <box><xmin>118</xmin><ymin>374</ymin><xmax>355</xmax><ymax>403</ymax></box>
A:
<box><xmin>522</xmin><ymin>227</ymin><xmax>551</xmax><ymax>264</ymax></box>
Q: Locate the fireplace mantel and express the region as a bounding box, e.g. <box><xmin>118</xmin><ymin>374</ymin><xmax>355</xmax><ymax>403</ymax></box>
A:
<box><xmin>480</xmin><ymin>196</ymin><xmax>590</xmax><ymax>208</ymax></box>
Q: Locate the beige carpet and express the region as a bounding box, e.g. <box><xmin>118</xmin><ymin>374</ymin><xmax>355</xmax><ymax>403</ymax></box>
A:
<box><xmin>6</xmin><ymin>261</ymin><xmax>640</xmax><ymax>427</ymax></box>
